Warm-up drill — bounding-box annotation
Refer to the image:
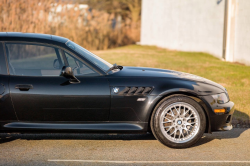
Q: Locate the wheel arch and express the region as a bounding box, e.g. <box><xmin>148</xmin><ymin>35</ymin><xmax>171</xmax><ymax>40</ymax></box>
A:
<box><xmin>148</xmin><ymin>91</ymin><xmax>211</xmax><ymax>133</ymax></box>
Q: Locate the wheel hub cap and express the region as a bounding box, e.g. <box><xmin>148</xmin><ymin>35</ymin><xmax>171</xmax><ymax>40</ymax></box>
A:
<box><xmin>177</xmin><ymin>120</ymin><xmax>182</xmax><ymax>125</ymax></box>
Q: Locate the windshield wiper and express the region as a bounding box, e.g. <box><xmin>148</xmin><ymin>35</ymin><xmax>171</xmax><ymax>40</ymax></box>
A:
<box><xmin>106</xmin><ymin>63</ymin><xmax>123</xmax><ymax>73</ymax></box>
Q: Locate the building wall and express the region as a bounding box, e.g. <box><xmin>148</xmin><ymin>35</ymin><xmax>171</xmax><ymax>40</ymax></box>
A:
<box><xmin>234</xmin><ymin>0</ymin><xmax>250</xmax><ymax>65</ymax></box>
<box><xmin>141</xmin><ymin>0</ymin><xmax>226</xmax><ymax>58</ymax></box>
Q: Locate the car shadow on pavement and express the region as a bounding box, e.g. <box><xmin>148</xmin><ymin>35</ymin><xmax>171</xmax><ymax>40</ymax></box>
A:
<box><xmin>0</xmin><ymin>135</ymin><xmax>16</xmax><ymax>144</ymax></box>
<box><xmin>233</xmin><ymin>109</ymin><xmax>250</xmax><ymax>127</ymax></box>
<box><xmin>193</xmin><ymin>128</ymin><xmax>249</xmax><ymax>147</ymax></box>
<box><xmin>0</xmin><ymin>128</ymin><xmax>249</xmax><ymax>146</ymax></box>
<box><xmin>194</xmin><ymin>109</ymin><xmax>250</xmax><ymax>147</ymax></box>
<box><xmin>1</xmin><ymin>109</ymin><xmax>249</xmax><ymax>146</ymax></box>
<box><xmin>0</xmin><ymin>132</ymin><xmax>156</xmax><ymax>144</ymax></box>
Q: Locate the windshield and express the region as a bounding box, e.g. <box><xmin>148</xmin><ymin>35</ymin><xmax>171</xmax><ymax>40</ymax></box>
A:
<box><xmin>65</xmin><ymin>40</ymin><xmax>113</xmax><ymax>72</ymax></box>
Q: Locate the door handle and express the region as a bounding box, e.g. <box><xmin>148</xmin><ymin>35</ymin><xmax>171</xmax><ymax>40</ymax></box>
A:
<box><xmin>15</xmin><ymin>84</ymin><xmax>33</xmax><ymax>91</ymax></box>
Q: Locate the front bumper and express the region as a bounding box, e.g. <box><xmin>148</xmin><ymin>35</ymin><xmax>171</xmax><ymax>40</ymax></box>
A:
<box><xmin>200</xmin><ymin>95</ymin><xmax>235</xmax><ymax>132</ymax></box>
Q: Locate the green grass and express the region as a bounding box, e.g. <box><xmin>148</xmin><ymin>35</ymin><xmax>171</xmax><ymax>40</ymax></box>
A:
<box><xmin>11</xmin><ymin>53</ymin><xmax>57</xmax><ymax>69</ymax></box>
<box><xmin>93</xmin><ymin>45</ymin><xmax>250</xmax><ymax>122</ymax></box>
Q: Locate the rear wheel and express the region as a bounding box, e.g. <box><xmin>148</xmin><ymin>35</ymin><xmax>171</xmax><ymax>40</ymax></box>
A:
<box><xmin>150</xmin><ymin>95</ymin><xmax>206</xmax><ymax>148</ymax></box>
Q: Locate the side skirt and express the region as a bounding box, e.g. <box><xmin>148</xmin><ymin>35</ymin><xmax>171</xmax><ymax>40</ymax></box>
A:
<box><xmin>1</xmin><ymin>121</ymin><xmax>148</xmax><ymax>133</ymax></box>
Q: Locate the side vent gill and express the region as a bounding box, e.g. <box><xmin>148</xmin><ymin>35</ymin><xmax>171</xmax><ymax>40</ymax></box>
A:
<box><xmin>119</xmin><ymin>87</ymin><xmax>153</xmax><ymax>96</ymax></box>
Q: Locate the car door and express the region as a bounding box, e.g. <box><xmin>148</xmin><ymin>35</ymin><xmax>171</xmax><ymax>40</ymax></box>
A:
<box><xmin>0</xmin><ymin>42</ymin><xmax>17</xmax><ymax>122</ymax></box>
<box><xmin>5</xmin><ymin>42</ymin><xmax>110</xmax><ymax>122</ymax></box>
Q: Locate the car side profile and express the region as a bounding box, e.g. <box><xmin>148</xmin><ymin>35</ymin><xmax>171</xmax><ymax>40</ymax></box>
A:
<box><xmin>0</xmin><ymin>32</ymin><xmax>234</xmax><ymax>148</ymax></box>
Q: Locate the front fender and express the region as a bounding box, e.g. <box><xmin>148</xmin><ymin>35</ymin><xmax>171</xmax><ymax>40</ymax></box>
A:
<box><xmin>150</xmin><ymin>78</ymin><xmax>224</xmax><ymax>96</ymax></box>
<box><xmin>145</xmin><ymin>90</ymin><xmax>213</xmax><ymax>133</ymax></box>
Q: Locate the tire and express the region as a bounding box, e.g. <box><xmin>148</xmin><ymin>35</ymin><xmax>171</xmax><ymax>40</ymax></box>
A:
<box><xmin>150</xmin><ymin>95</ymin><xmax>206</xmax><ymax>148</ymax></box>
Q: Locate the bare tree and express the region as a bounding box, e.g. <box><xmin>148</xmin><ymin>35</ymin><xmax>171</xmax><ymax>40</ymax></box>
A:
<box><xmin>0</xmin><ymin>0</ymin><xmax>141</xmax><ymax>50</ymax></box>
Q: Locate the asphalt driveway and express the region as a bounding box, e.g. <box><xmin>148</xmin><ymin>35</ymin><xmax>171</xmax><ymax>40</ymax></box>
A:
<box><xmin>0</xmin><ymin>128</ymin><xmax>249</xmax><ymax>166</ymax></box>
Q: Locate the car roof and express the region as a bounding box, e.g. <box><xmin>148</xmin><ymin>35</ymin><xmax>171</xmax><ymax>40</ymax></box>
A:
<box><xmin>0</xmin><ymin>32</ymin><xmax>69</xmax><ymax>43</ymax></box>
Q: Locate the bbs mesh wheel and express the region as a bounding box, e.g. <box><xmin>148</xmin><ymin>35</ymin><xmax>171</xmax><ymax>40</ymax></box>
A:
<box><xmin>150</xmin><ymin>95</ymin><xmax>206</xmax><ymax>148</ymax></box>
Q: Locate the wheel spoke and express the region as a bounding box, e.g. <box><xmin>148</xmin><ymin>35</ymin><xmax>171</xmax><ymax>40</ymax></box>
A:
<box><xmin>182</xmin><ymin>106</ymin><xmax>186</xmax><ymax>116</ymax></box>
<box><xmin>186</xmin><ymin>113</ymin><xmax>193</xmax><ymax>119</ymax></box>
<box><xmin>165</xmin><ymin>127</ymin><xmax>172</xmax><ymax>133</ymax></box>
<box><xmin>164</xmin><ymin>116</ymin><xmax>172</xmax><ymax>121</ymax></box>
<box><xmin>165</xmin><ymin>112</ymin><xmax>174</xmax><ymax>119</ymax></box>
<box><xmin>173</xmin><ymin>130</ymin><xmax>177</xmax><ymax>138</ymax></box>
<box><xmin>186</xmin><ymin>122</ymin><xmax>196</xmax><ymax>126</ymax></box>
<box><xmin>169</xmin><ymin>129</ymin><xmax>176</xmax><ymax>136</ymax></box>
<box><xmin>162</xmin><ymin>120</ymin><xmax>172</xmax><ymax>123</ymax></box>
<box><xmin>183</xmin><ymin>127</ymin><xmax>191</xmax><ymax>134</ymax></box>
<box><xmin>181</xmin><ymin>130</ymin><xmax>185</xmax><ymax>138</ymax></box>
<box><xmin>170</xmin><ymin>109</ymin><xmax>175</xmax><ymax>117</ymax></box>
<box><xmin>174</xmin><ymin>106</ymin><xmax>179</xmax><ymax>116</ymax></box>
<box><xmin>188</xmin><ymin>117</ymin><xmax>195</xmax><ymax>120</ymax></box>
<box><xmin>178</xmin><ymin>130</ymin><xmax>182</xmax><ymax>139</ymax></box>
<box><xmin>184</xmin><ymin>107</ymin><xmax>190</xmax><ymax>116</ymax></box>
<box><xmin>184</xmin><ymin>110</ymin><xmax>189</xmax><ymax>116</ymax></box>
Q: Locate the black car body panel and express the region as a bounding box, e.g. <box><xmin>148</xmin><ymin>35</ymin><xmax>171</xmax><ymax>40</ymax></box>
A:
<box><xmin>0</xmin><ymin>32</ymin><xmax>234</xmax><ymax>134</ymax></box>
<box><xmin>9</xmin><ymin>76</ymin><xmax>110</xmax><ymax>121</ymax></box>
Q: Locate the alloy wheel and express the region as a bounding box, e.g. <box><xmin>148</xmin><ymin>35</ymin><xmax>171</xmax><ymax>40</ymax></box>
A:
<box><xmin>159</xmin><ymin>102</ymin><xmax>200</xmax><ymax>143</ymax></box>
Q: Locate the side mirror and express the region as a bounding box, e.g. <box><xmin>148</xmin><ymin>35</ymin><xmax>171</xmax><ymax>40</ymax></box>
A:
<box><xmin>53</xmin><ymin>59</ymin><xmax>60</xmax><ymax>69</ymax></box>
<box><xmin>60</xmin><ymin>66</ymin><xmax>80</xmax><ymax>84</ymax></box>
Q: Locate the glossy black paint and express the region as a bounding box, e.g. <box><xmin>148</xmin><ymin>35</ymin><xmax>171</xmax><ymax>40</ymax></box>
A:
<box><xmin>200</xmin><ymin>95</ymin><xmax>234</xmax><ymax>131</ymax></box>
<box><xmin>0</xmin><ymin>75</ymin><xmax>17</xmax><ymax>121</ymax></box>
<box><xmin>9</xmin><ymin>76</ymin><xmax>110</xmax><ymax>121</ymax></box>
<box><xmin>0</xmin><ymin>33</ymin><xmax>235</xmax><ymax>134</ymax></box>
<box><xmin>0</xmin><ymin>42</ymin><xmax>17</xmax><ymax>121</ymax></box>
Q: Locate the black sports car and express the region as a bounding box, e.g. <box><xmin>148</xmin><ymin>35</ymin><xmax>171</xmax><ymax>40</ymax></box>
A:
<box><xmin>0</xmin><ymin>33</ymin><xmax>234</xmax><ymax>148</ymax></box>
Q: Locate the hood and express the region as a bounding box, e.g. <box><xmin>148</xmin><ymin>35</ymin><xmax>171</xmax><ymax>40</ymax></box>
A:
<box><xmin>112</xmin><ymin>66</ymin><xmax>226</xmax><ymax>91</ymax></box>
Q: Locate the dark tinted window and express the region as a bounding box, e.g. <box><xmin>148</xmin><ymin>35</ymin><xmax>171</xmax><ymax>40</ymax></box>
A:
<box><xmin>5</xmin><ymin>43</ymin><xmax>98</xmax><ymax>77</ymax></box>
<box><xmin>65</xmin><ymin>52</ymin><xmax>97</xmax><ymax>76</ymax></box>
<box><xmin>6</xmin><ymin>43</ymin><xmax>64</xmax><ymax>76</ymax></box>
<box><xmin>66</xmin><ymin>41</ymin><xmax>112</xmax><ymax>72</ymax></box>
<box><xmin>0</xmin><ymin>43</ymin><xmax>7</xmax><ymax>75</ymax></box>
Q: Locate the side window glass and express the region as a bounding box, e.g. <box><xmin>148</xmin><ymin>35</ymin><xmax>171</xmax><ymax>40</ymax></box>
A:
<box><xmin>64</xmin><ymin>52</ymin><xmax>98</xmax><ymax>76</ymax></box>
<box><xmin>5</xmin><ymin>43</ymin><xmax>65</xmax><ymax>76</ymax></box>
<box><xmin>0</xmin><ymin>43</ymin><xmax>7</xmax><ymax>75</ymax></box>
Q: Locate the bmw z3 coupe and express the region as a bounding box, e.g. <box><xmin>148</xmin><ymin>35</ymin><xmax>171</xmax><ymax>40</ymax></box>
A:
<box><xmin>0</xmin><ymin>33</ymin><xmax>234</xmax><ymax>148</ymax></box>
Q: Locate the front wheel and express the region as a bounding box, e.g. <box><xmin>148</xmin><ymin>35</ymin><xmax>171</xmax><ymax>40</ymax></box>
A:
<box><xmin>150</xmin><ymin>95</ymin><xmax>206</xmax><ymax>148</ymax></box>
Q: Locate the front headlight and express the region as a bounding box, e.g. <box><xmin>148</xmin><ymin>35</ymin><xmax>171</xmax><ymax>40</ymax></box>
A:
<box><xmin>212</xmin><ymin>93</ymin><xmax>229</xmax><ymax>104</ymax></box>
